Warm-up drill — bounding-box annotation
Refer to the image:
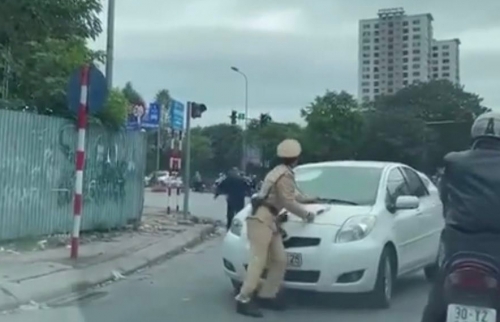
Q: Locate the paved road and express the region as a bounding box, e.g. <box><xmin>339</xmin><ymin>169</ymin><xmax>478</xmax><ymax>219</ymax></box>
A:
<box><xmin>144</xmin><ymin>190</ymin><xmax>249</xmax><ymax>223</ymax></box>
<box><xmin>4</xmin><ymin>237</ymin><xmax>432</xmax><ymax>322</ymax></box>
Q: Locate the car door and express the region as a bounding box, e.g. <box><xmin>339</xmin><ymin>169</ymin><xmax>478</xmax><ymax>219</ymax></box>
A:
<box><xmin>385</xmin><ymin>167</ymin><xmax>422</xmax><ymax>273</ymax></box>
<box><xmin>400</xmin><ymin>167</ymin><xmax>442</xmax><ymax>266</ymax></box>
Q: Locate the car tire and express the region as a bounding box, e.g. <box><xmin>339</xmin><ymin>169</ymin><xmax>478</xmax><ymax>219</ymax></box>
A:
<box><xmin>368</xmin><ymin>247</ymin><xmax>395</xmax><ymax>309</ymax></box>
<box><xmin>231</xmin><ymin>279</ymin><xmax>242</xmax><ymax>294</ymax></box>
<box><xmin>424</xmin><ymin>238</ymin><xmax>445</xmax><ymax>282</ymax></box>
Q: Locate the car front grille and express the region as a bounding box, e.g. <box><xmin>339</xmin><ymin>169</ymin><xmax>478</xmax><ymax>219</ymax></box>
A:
<box><xmin>244</xmin><ymin>265</ymin><xmax>320</xmax><ymax>283</ymax></box>
<box><xmin>283</xmin><ymin>237</ymin><xmax>321</xmax><ymax>249</ymax></box>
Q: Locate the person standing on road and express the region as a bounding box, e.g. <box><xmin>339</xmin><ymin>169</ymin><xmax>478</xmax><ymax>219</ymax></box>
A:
<box><xmin>214</xmin><ymin>167</ymin><xmax>250</xmax><ymax>230</ymax></box>
<box><xmin>235</xmin><ymin>138</ymin><xmax>318</xmax><ymax>318</ymax></box>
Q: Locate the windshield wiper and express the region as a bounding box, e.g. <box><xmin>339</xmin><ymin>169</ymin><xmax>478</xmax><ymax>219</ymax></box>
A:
<box><xmin>316</xmin><ymin>198</ymin><xmax>359</xmax><ymax>205</ymax></box>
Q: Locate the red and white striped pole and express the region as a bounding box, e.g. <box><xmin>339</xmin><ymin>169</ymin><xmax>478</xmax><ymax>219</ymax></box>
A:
<box><xmin>70</xmin><ymin>65</ymin><xmax>89</xmax><ymax>259</ymax></box>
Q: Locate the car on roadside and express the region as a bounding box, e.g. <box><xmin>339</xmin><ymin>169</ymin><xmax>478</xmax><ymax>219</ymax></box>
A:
<box><xmin>221</xmin><ymin>161</ymin><xmax>445</xmax><ymax>308</ymax></box>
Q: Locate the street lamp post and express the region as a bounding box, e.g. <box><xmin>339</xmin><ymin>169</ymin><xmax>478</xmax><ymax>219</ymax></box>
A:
<box><xmin>231</xmin><ymin>66</ymin><xmax>248</xmax><ymax>173</ymax></box>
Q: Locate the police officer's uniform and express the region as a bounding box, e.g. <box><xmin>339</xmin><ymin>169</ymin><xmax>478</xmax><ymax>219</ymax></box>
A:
<box><xmin>235</xmin><ymin>139</ymin><xmax>315</xmax><ymax>317</ymax></box>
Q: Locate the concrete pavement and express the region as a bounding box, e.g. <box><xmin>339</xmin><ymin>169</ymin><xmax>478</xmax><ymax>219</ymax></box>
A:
<box><xmin>0</xmin><ymin>211</ymin><xmax>217</xmax><ymax>313</ymax></box>
<box><xmin>3</xmin><ymin>237</ymin><xmax>432</xmax><ymax>322</ymax></box>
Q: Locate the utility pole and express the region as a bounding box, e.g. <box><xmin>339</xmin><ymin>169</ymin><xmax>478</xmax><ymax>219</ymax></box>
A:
<box><xmin>105</xmin><ymin>0</ymin><xmax>116</xmax><ymax>89</ymax></box>
<box><xmin>182</xmin><ymin>102</ymin><xmax>192</xmax><ymax>218</ymax></box>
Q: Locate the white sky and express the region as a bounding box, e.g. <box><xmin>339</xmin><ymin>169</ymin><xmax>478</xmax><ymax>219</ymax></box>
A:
<box><xmin>90</xmin><ymin>0</ymin><xmax>500</xmax><ymax>126</ymax></box>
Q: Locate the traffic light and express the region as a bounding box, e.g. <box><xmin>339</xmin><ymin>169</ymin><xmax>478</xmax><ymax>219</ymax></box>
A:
<box><xmin>259</xmin><ymin>113</ymin><xmax>271</xmax><ymax>126</ymax></box>
<box><xmin>230</xmin><ymin>110</ymin><xmax>237</xmax><ymax>125</ymax></box>
<box><xmin>190</xmin><ymin>102</ymin><xmax>207</xmax><ymax>119</ymax></box>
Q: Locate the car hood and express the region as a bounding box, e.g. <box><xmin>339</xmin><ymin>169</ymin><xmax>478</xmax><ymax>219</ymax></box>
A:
<box><xmin>236</xmin><ymin>203</ymin><xmax>373</xmax><ymax>226</ymax></box>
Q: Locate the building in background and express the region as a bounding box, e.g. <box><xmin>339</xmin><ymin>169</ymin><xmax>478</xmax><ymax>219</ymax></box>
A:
<box><xmin>358</xmin><ymin>8</ymin><xmax>460</xmax><ymax>102</ymax></box>
<box><xmin>431</xmin><ymin>39</ymin><xmax>460</xmax><ymax>84</ymax></box>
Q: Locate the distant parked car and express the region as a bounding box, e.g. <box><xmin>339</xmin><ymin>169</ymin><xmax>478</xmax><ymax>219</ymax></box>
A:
<box><xmin>145</xmin><ymin>171</ymin><xmax>169</xmax><ymax>187</ymax></box>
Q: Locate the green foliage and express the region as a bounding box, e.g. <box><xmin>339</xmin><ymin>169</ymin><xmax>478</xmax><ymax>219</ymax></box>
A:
<box><xmin>96</xmin><ymin>88</ymin><xmax>128</xmax><ymax>130</ymax></box>
<box><xmin>122</xmin><ymin>82</ymin><xmax>145</xmax><ymax>106</ymax></box>
<box><xmin>300</xmin><ymin>90</ymin><xmax>364</xmax><ymax>162</ymax></box>
<box><xmin>189</xmin><ymin>128</ymin><xmax>214</xmax><ymax>175</ymax></box>
<box><xmin>187</xmin><ymin>80</ymin><xmax>488</xmax><ymax>177</ymax></box>
<box><xmin>0</xmin><ymin>0</ymin><xmax>124</xmax><ymax>126</ymax></box>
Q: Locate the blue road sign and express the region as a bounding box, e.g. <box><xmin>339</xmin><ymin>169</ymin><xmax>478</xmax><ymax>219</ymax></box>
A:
<box><xmin>169</xmin><ymin>100</ymin><xmax>185</xmax><ymax>131</ymax></box>
<box><xmin>126</xmin><ymin>102</ymin><xmax>160</xmax><ymax>131</ymax></box>
<box><xmin>67</xmin><ymin>64</ymin><xmax>108</xmax><ymax>114</ymax></box>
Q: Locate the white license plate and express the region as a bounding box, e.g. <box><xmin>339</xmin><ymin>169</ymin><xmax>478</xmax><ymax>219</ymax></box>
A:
<box><xmin>287</xmin><ymin>252</ymin><xmax>302</xmax><ymax>268</ymax></box>
<box><xmin>446</xmin><ymin>304</ymin><xmax>496</xmax><ymax>322</ymax></box>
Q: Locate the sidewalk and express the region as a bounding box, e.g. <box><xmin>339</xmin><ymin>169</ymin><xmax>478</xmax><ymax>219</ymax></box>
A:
<box><xmin>0</xmin><ymin>208</ymin><xmax>218</xmax><ymax>312</ymax></box>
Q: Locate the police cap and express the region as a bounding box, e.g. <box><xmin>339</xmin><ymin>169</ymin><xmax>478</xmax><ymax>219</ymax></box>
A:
<box><xmin>277</xmin><ymin>139</ymin><xmax>302</xmax><ymax>158</ymax></box>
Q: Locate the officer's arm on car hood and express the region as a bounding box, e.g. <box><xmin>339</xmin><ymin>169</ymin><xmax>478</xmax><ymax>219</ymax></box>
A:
<box><xmin>276</xmin><ymin>172</ymin><xmax>309</xmax><ymax>219</ymax></box>
<box><xmin>295</xmin><ymin>190</ymin><xmax>315</xmax><ymax>204</ymax></box>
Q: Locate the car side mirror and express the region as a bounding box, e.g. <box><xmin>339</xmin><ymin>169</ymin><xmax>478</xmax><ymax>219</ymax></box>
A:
<box><xmin>395</xmin><ymin>195</ymin><xmax>419</xmax><ymax>210</ymax></box>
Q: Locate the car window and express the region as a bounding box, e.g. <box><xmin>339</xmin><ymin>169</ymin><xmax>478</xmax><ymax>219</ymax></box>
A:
<box><xmin>386</xmin><ymin>168</ymin><xmax>410</xmax><ymax>201</ymax></box>
<box><xmin>401</xmin><ymin>168</ymin><xmax>429</xmax><ymax>197</ymax></box>
<box><xmin>294</xmin><ymin>165</ymin><xmax>383</xmax><ymax>206</ymax></box>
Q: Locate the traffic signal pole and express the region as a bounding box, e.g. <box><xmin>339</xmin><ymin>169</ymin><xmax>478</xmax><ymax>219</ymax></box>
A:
<box><xmin>182</xmin><ymin>102</ymin><xmax>192</xmax><ymax>218</ymax></box>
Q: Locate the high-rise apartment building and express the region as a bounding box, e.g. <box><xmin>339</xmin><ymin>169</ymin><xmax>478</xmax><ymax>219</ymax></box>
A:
<box><xmin>358</xmin><ymin>8</ymin><xmax>460</xmax><ymax>102</ymax></box>
<box><xmin>431</xmin><ymin>39</ymin><xmax>460</xmax><ymax>84</ymax></box>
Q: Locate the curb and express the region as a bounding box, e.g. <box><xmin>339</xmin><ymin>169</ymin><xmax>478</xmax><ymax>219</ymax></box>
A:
<box><xmin>0</xmin><ymin>224</ymin><xmax>216</xmax><ymax>312</ymax></box>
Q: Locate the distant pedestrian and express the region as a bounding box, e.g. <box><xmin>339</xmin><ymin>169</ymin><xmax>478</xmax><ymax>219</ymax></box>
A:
<box><xmin>214</xmin><ymin>167</ymin><xmax>250</xmax><ymax>230</ymax></box>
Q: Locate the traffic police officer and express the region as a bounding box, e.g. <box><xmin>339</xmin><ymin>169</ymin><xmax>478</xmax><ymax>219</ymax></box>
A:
<box><xmin>235</xmin><ymin>138</ymin><xmax>317</xmax><ymax>318</ymax></box>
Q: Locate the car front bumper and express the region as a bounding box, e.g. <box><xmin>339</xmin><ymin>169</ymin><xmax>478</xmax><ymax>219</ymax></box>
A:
<box><xmin>221</xmin><ymin>225</ymin><xmax>384</xmax><ymax>293</ymax></box>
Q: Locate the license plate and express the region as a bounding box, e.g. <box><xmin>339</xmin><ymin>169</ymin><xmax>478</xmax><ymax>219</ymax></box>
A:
<box><xmin>446</xmin><ymin>304</ymin><xmax>496</xmax><ymax>322</ymax></box>
<box><xmin>287</xmin><ymin>252</ymin><xmax>302</xmax><ymax>268</ymax></box>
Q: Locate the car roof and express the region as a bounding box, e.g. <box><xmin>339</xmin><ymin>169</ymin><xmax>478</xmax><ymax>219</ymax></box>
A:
<box><xmin>297</xmin><ymin>160</ymin><xmax>402</xmax><ymax>170</ymax></box>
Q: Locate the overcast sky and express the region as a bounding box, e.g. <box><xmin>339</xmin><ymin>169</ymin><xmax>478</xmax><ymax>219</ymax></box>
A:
<box><xmin>90</xmin><ymin>0</ymin><xmax>500</xmax><ymax>126</ymax></box>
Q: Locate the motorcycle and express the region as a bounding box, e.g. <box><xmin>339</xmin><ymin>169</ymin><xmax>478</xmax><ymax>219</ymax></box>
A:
<box><xmin>443</xmin><ymin>252</ymin><xmax>499</xmax><ymax>322</ymax></box>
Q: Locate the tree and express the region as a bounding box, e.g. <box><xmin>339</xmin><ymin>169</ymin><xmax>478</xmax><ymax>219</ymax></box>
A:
<box><xmin>96</xmin><ymin>88</ymin><xmax>129</xmax><ymax>129</ymax></box>
<box><xmin>0</xmin><ymin>0</ymin><xmax>102</xmax><ymax>46</ymax></box>
<box><xmin>358</xmin><ymin>108</ymin><xmax>433</xmax><ymax>172</ymax></box>
<box><xmin>189</xmin><ymin>127</ymin><xmax>214</xmax><ymax>175</ymax></box>
<box><xmin>0</xmin><ymin>0</ymin><xmax>114</xmax><ymax>124</ymax></box>
<box><xmin>301</xmin><ymin>90</ymin><xmax>364</xmax><ymax>162</ymax></box>
<box><xmin>374</xmin><ymin>80</ymin><xmax>489</xmax><ymax>122</ymax></box>
<box><xmin>122</xmin><ymin>82</ymin><xmax>145</xmax><ymax>106</ymax></box>
<box><xmin>201</xmin><ymin>124</ymin><xmax>243</xmax><ymax>176</ymax></box>
<box><xmin>368</xmin><ymin>80</ymin><xmax>490</xmax><ymax>172</ymax></box>
<box><xmin>248</xmin><ymin>121</ymin><xmax>303</xmax><ymax>168</ymax></box>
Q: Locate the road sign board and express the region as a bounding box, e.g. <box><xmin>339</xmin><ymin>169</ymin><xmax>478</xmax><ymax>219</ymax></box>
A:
<box><xmin>237</xmin><ymin>113</ymin><xmax>245</xmax><ymax>120</ymax></box>
<box><xmin>67</xmin><ymin>64</ymin><xmax>108</xmax><ymax>114</ymax></box>
<box><xmin>126</xmin><ymin>102</ymin><xmax>160</xmax><ymax>131</ymax></box>
<box><xmin>169</xmin><ymin>100</ymin><xmax>185</xmax><ymax>131</ymax></box>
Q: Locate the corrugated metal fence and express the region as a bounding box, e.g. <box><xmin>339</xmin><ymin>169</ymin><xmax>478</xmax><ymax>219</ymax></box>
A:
<box><xmin>0</xmin><ymin>110</ymin><xmax>147</xmax><ymax>241</ymax></box>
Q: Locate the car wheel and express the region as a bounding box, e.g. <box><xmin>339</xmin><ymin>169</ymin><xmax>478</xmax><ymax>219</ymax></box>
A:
<box><xmin>368</xmin><ymin>248</ymin><xmax>394</xmax><ymax>309</ymax></box>
<box><xmin>231</xmin><ymin>279</ymin><xmax>242</xmax><ymax>294</ymax></box>
<box><xmin>424</xmin><ymin>238</ymin><xmax>445</xmax><ymax>282</ymax></box>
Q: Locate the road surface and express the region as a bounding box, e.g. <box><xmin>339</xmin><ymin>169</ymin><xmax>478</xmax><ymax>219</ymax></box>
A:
<box><xmin>3</xmin><ymin>237</ymin><xmax>432</xmax><ymax>322</ymax></box>
<box><xmin>144</xmin><ymin>190</ymin><xmax>248</xmax><ymax>223</ymax></box>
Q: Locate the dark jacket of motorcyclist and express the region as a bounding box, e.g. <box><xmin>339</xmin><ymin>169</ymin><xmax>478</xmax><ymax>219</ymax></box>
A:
<box><xmin>421</xmin><ymin>111</ymin><xmax>500</xmax><ymax>322</ymax></box>
<box><xmin>440</xmin><ymin>111</ymin><xmax>500</xmax><ymax>258</ymax></box>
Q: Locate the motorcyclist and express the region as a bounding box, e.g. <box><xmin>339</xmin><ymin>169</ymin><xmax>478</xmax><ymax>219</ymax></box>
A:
<box><xmin>421</xmin><ymin>111</ymin><xmax>500</xmax><ymax>321</ymax></box>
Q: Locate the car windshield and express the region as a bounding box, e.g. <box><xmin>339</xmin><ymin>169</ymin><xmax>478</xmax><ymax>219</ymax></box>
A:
<box><xmin>294</xmin><ymin>165</ymin><xmax>383</xmax><ymax>206</ymax></box>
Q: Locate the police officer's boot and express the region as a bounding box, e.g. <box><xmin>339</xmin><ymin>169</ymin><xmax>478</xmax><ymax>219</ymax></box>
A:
<box><xmin>255</xmin><ymin>295</ymin><xmax>287</xmax><ymax>311</ymax></box>
<box><xmin>236</xmin><ymin>299</ymin><xmax>263</xmax><ymax>318</ymax></box>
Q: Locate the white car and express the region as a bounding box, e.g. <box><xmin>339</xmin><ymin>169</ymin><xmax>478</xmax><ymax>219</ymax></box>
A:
<box><xmin>417</xmin><ymin>171</ymin><xmax>440</xmax><ymax>197</ymax></box>
<box><xmin>221</xmin><ymin>161</ymin><xmax>445</xmax><ymax>308</ymax></box>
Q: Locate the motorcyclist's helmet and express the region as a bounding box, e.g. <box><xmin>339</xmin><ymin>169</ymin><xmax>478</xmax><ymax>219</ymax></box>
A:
<box><xmin>471</xmin><ymin>111</ymin><xmax>500</xmax><ymax>141</ymax></box>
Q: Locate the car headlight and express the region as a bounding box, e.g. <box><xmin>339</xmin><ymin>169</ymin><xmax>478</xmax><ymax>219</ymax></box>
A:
<box><xmin>230</xmin><ymin>218</ymin><xmax>243</xmax><ymax>237</ymax></box>
<box><xmin>335</xmin><ymin>215</ymin><xmax>376</xmax><ymax>243</ymax></box>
